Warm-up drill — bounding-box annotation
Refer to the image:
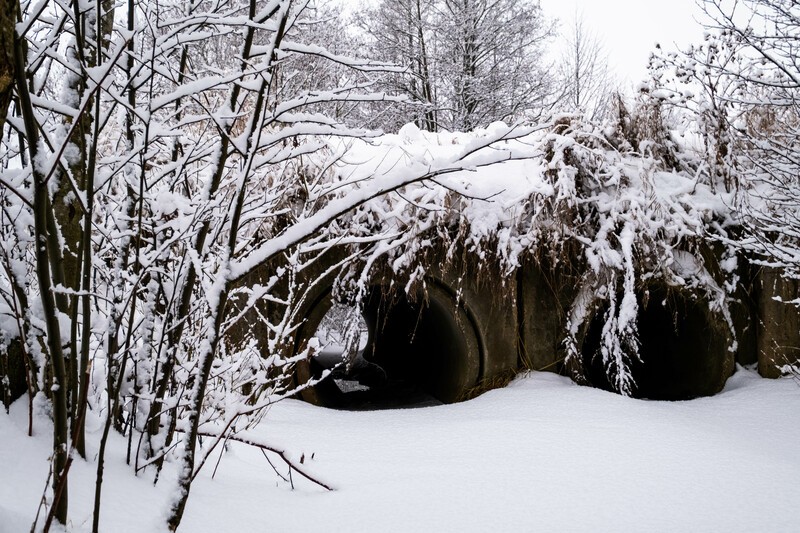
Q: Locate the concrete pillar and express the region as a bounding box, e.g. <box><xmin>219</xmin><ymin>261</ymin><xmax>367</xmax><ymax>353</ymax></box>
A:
<box><xmin>518</xmin><ymin>258</ymin><xmax>572</xmax><ymax>373</ymax></box>
<box><xmin>757</xmin><ymin>268</ymin><xmax>800</xmax><ymax>377</ymax></box>
<box><xmin>429</xmin><ymin>249</ymin><xmax>519</xmax><ymax>386</ymax></box>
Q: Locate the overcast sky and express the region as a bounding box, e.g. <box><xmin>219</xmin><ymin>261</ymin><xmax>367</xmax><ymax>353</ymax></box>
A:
<box><xmin>538</xmin><ymin>0</ymin><xmax>708</xmax><ymax>84</ymax></box>
<box><xmin>338</xmin><ymin>0</ymin><xmax>710</xmax><ymax>88</ymax></box>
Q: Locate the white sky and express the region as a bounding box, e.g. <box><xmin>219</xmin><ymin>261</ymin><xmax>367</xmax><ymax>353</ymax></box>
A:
<box><xmin>538</xmin><ymin>0</ymin><xmax>708</xmax><ymax>84</ymax></box>
<box><xmin>338</xmin><ymin>0</ymin><xmax>710</xmax><ymax>88</ymax></box>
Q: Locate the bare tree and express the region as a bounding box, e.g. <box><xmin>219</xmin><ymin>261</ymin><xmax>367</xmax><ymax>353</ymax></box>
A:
<box><xmin>555</xmin><ymin>11</ymin><xmax>615</xmax><ymax>120</ymax></box>
<box><xmin>440</xmin><ymin>0</ymin><xmax>556</xmax><ymax>130</ymax></box>
<box><xmin>358</xmin><ymin>0</ymin><xmax>556</xmax><ymax>132</ymax></box>
<box><xmin>357</xmin><ymin>0</ymin><xmax>439</xmax><ymax>131</ymax></box>
<box><xmin>650</xmin><ymin>0</ymin><xmax>799</xmax><ymax>264</ymax></box>
<box><xmin>0</xmin><ymin>1</ymin><xmax>14</xmax><ymax>133</ymax></box>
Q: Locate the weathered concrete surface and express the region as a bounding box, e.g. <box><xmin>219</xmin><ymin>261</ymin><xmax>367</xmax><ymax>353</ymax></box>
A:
<box><xmin>518</xmin><ymin>257</ymin><xmax>578</xmax><ymax>373</ymax></box>
<box><xmin>757</xmin><ymin>268</ymin><xmax>800</xmax><ymax>378</ymax></box>
<box><xmin>730</xmin><ymin>259</ymin><xmax>760</xmax><ymax>366</ymax></box>
<box><xmin>425</xmin><ymin>248</ymin><xmax>518</xmax><ymax>389</ymax></box>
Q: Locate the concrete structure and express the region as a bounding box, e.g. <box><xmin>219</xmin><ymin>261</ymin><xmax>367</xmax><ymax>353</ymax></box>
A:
<box><xmin>285</xmin><ymin>246</ymin><xmax>800</xmax><ymax>407</ymax></box>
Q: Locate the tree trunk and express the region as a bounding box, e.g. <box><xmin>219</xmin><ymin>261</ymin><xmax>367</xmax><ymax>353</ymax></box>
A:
<box><xmin>0</xmin><ymin>0</ymin><xmax>15</xmax><ymax>132</ymax></box>
<box><xmin>14</xmin><ymin>8</ymin><xmax>70</xmax><ymax>524</ymax></box>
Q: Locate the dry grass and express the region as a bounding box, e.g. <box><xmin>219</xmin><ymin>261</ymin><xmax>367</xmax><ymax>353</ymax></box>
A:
<box><xmin>459</xmin><ymin>368</ymin><xmax>523</xmax><ymax>401</ymax></box>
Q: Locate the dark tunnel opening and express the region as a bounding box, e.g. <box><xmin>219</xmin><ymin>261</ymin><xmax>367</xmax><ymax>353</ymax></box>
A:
<box><xmin>581</xmin><ymin>287</ymin><xmax>732</xmax><ymax>400</ymax></box>
<box><xmin>306</xmin><ymin>283</ymin><xmax>481</xmax><ymax>409</ymax></box>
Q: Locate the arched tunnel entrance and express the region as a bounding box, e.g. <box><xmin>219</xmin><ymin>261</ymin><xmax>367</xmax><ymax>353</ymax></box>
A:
<box><xmin>299</xmin><ymin>282</ymin><xmax>482</xmax><ymax>409</ymax></box>
<box><xmin>580</xmin><ymin>286</ymin><xmax>734</xmax><ymax>400</ymax></box>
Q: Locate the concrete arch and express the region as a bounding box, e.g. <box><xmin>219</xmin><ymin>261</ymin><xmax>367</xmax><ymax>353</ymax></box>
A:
<box><xmin>580</xmin><ymin>285</ymin><xmax>735</xmax><ymax>400</ymax></box>
<box><xmin>294</xmin><ymin>278</ymin><xmax>484</xmax><ymax>407</ymax></box>
<box><xmin>363</xmin><ymin>280</ymin><xmax>483</xmax><ymax>403</ymax></box>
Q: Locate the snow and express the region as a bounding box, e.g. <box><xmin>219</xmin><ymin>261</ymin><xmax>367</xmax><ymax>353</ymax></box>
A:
<box><xmin>2</xmin><ymin>367</ymin><xmax>798</xmax><ymax>533</ymax></box>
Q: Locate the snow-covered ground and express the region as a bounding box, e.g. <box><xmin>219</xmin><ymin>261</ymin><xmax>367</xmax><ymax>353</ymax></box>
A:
<box><xmin>2</xmin><ymin>367</ymin><xmax>798</xmax><ymax>533</ymax></box>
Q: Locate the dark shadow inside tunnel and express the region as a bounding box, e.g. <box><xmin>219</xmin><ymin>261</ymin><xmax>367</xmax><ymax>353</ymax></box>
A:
<box><xmin>581</xmin><ymin>287</ymin><xmax>732</xmax><ymax>400</ymax></box>
<box><xmin>305</xmin><ymin>283</ymin><xmax>481</xmax><ymax>410</ymax></box>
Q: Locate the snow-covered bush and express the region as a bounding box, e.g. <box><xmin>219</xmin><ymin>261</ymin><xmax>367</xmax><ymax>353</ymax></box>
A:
<box><xmin>304</xmin><ymin>113</ymin><xmax>738</xmax><ymax>397</ymax></box>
